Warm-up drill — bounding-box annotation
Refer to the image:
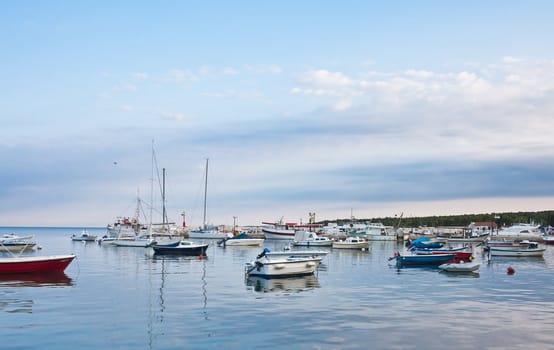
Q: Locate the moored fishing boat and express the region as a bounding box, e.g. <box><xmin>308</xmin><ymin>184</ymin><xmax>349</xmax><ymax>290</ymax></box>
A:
<box><xmin>0</xmin><ymin>234</ymin><xmax>36</xmax><ymax>252</ymax></box>
<box><xmin>332</xmin><ymin>236</ymin><xmax>369</xmax><ymax>250</ymax></box>
<box><xmin>292</xmin><ymin>231</ymin><xmax>333</xmax><ymax>247</ymax></box>
<box><xmin>0</xmin><ymin>254</ymin><xmax>76</xmax><ymax>274</ymax></box>
<box><xmin>218</xmin><ymin>233</ymin><xmax>264</xmax><ymax>247</ymax></box>
<box><xmin>152</xmin><ymin>240</ymin><xmax>209</xmax><ymax>256</ymax></box>
<box><xmin>71</xmin><ymin>230</ymin><xmax>97</xmax><ymax>242</ymax></box>
<box><xmin>390</xmin><ymin>252</ymin><xmax>456</xmax><ymax>267</ymax></box>
<box><xmin>245</xmin><ymin>248</ymin><xmax>322</xmax><ymax>278</ymax></box>
<box><xmin>488</xmin><ymin>241</ymin><xmax>545</xmax><ymax>257</ymax></box>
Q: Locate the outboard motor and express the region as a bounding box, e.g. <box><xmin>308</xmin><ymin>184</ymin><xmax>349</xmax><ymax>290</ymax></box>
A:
<box><xmin>256</xmin><ymin>247</ymin><xmax>271</xmax><ymax>259</ymax></box>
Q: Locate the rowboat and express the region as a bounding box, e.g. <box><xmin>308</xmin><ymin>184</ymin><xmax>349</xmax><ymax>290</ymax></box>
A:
<box><xmin>245</xmin><ymin>248</ymin><xmax>322</xmax><ymax>278</ymax></box>
<box><xmin>488</xmin><ymin>244</ymin><xmax>545</xmax><ymax>257</ymax></box>
<box><xmin>0</xmin><ymin>254</ymin><xmax>76</xmax><ymax>274</ymax></box>
<box><xmin>438</xmin><ymin>261</ymin><xmax>480</xmax><ymax>272</ymax></box>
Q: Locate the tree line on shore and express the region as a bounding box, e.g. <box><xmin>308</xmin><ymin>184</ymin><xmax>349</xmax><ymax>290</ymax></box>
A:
<box><xmin>320</xmin><ymin>210</ymin><xmax>554</xmax><ymax>229</ymax></box>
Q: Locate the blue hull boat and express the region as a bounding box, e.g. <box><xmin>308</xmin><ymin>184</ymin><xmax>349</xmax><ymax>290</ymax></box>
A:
<box><xmin>392</xmin><ymin>253</ymin><xmax>456</xmax><ymax>267</ymax></box>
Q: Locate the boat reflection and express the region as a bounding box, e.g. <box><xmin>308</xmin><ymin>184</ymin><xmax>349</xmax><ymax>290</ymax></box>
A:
<box><xmin>0</xmin><ymin>272</ymin><xmax>73</xmax><ymax>287</ymax></box>
<box><xmin>246</xmin><ymin>274</ymin><xmax>320</xmax><ymax>293</ymax></box>
<box><xmin>439</xmin><ymin>270</ymin><xmax>480</xmax><ymax>278</ymax></box>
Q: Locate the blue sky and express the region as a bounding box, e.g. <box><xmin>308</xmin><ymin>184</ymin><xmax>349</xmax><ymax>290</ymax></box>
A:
<box><xmin>2</xmin><ymin>1</ymin><xmax>554</xmax><ymax>227</ymax></box>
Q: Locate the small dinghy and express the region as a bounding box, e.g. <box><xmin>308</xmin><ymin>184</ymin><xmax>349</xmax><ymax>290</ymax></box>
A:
<box><xmin>438</xmin><ymin>261</ymin><xmax>480</xmax><ymax>272</ymax></box>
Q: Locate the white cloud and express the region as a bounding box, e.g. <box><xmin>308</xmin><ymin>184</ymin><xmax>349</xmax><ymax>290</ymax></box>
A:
<box><xmin>166</xmin><ymin>69</ymin><xmax>198</xmax><ymax>82</ymax></box>
<box><xmin>298</xmin><ymin>69</ymin><xmax>353</xmax><ymax>87</ymax></box>
<box><xmin>223</xmin><ymin>67</ymin><xmax>239</xmax><ymax>75</ymax></box>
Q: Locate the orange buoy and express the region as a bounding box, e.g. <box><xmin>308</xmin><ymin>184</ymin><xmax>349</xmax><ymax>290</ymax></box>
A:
<box><xmin>507</xmin><ymin>266</ymin><xmax>515</xmax><ymax>275</ymax></box>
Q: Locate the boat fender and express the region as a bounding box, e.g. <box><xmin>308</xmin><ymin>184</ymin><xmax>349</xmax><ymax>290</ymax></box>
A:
<box><xmin>507</xmin><ymin>266</ymin><xmax>515</xmax><ymax>275</ymax></box>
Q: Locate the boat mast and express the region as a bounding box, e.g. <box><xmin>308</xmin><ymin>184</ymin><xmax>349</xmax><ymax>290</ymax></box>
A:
<box><xmin>203</xmin><ymin>158</ymin><xmax>209</xmax><ymax>230</ymax></box>
<box><xmin>149</xmin><ymin>140</ymin><xmax>154</xmax><ymax>237</ymax></box>
<box><xmin>162</xmin><ymin>167</ymin><xmax>167</xmax><ymax>231</ymax></box>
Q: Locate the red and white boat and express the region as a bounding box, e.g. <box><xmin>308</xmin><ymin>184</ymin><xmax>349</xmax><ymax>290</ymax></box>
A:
<box><xmin>0</xmin><ymin>254</ymin><xmax>76</xmax><ymax>274</ymax></box>
<box><xmin>262</xmin><ymin>221</ymin><xmax>321</xmax><ymax>240</ymax></box>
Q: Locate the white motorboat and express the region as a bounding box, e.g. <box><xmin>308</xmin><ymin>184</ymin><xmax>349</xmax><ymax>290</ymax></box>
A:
<box><xmin>332</xmin><ymin>236</ymin><xmax>370</xmax><ymax>250</ymax></box>
<box><xmin>71</xmin><ymin>230</ymin><xmax>97</xmax><ymax>242</ymax></box>
<box><xmin>245</xmin><ymin>248</ymin><xmax>322</xmax><ymax>278</ymax></box>
<box><xmin>292</xmin><ymin>231</ymin><xmax>333</xmax><ymax>247</ymax></box>
<box><xmin>218</xmin><ymin>233</ymin><xmax>264</xmax><ymax>247</ymax></box>
<box><xmin>496</xmin><ymin>223</ymin><xmax>543</xmax><ymax>238</ymax></box>
<box><xmin>0</xmin><ymin>234</ymin><xmax>36</xmax><ymax>252</ymax></box>
<box><xmin>438</xmin><ymin>261</ymin><xmax>480</xmax><ymax>272</ymax></box>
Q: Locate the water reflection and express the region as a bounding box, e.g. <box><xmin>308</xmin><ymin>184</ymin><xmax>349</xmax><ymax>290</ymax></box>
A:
<box><xmin>0</xmin><ymin>272</ymin><xmax>73</xmax><ymax>287</ymax></box>
<box><xmin>246</xmin><ymin>274</ymin><xmax>320</xmax><ymax>293</ymax></box>
<box><xmin>0</xmin><ymin>272</ymin><xmax>73</xmax><ymax>314</ymax></box>
<box><xmin>439</xmin><ymin>270</ymin><xmax>480</xmax><ymax>278</ymax></box>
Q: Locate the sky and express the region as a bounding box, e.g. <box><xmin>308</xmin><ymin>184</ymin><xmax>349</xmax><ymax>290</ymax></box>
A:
<box><xmin>2</xmin><ymin>1</ymin><xmax>554</xmax><ymax>228</ymax></box>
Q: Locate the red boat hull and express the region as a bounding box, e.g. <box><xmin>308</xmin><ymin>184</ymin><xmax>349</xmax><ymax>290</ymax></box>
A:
<box><xmin>0</xmin><ymin>255</ymin><xmax>76</xmax><ymax>274</ymax></box>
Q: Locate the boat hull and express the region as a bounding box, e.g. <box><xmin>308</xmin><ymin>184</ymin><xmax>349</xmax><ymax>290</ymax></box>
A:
<box><xmin>0</xmin><ymin>254</ymin><xmax>76</xmax><ymax>274</ymax></box>
<box><xmin>332</xmin><ymin>242</ymin><xmax>370</xmax><ymax>249</ymax></box>
<box><xmin>224</xmin><ymin>239</ymin><xmax>264</xmax><ymax>246</ymax></box>
<box><xmin>394</xmin><ymin>253</ymin><xmax>456</xmax><ymax>266</ymax></box>
<box><xmin>489</xmin><ymin>248</ymin><xmax>545</xmax><ymax>257</ymax></box>
<box><xmin>0</xmin><ymin>243</ymin><xmax>36</xmax><ymax>252</ymax></box>
<box><xmin>293</xmin><ymin>240</ymin><xmax>333</xmax><ymax>247</ymax></box>
<box><xmin>262</xmin><ymin>227</ymin><xmax>296</xmax><ymax>240</ymax></box>
<box><xmin>245</xmin><ymin>257</ymin><xmax>321</xmax><ymax>277</ymax></box>
<box><xmin>438</xmin><ymin>262</ymin><xmax>480</xmax><ymax>272</ymax></box>
<box><xmin>153</xmin><ymin>244</ymin><xmax>208</xmax><ymax>256</ymax></box>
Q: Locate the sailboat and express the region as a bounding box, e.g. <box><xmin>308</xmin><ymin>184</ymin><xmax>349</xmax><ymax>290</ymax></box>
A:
<box><xmin>188</xmin><ymin>159</ymin><xmax>232</xmax><ymax>239</ymax></box>
<box><xmin>112</xmin><ymin>142</ymin><xmax>158</xmax><ymax>248</ymax></box>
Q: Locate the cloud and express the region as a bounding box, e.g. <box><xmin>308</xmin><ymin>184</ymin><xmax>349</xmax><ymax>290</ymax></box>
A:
<box><xmin>166</xmin><ymin>69</ymin><xmax>198</xmax><ymax>82</ymax></box>
<box><xmin>297</xmin><ymin>69</ymin><xmax>353</xmax><ymax>87</ymax></box>
<box><xmin>222</xmin><ymin>67</ymin><xmax>239</xmax><ymax>75</ymax></box>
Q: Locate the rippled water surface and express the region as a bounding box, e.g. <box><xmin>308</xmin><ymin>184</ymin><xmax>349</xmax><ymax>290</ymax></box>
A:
<box><xmin>2</xmin><ymin>227</ymin><xmax>554</xmax><ymax>350</ymax></box>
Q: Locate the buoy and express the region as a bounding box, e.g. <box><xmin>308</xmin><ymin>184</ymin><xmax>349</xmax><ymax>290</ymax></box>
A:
<box><xmin>507</xmin><ymin>266</ymin><xmax>515</xmax><ymax>275</ymax></box>
<box><xmin>37</xmin><ymin>245</ymin><xmax>43</xmax><ymax>250</ymax></box>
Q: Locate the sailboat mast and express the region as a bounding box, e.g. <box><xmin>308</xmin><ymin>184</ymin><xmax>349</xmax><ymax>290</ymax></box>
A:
<box><xmin>149</xmin><ymin>140</ymin><xmax>154</xmax><ymax>236</ymax></box>
<box><xmin>162</xmin><ymin>167</ymin><xmax>167</xmax><ymax>230</ymax></box>
<box><xmin>203</xmin><ymin>158</ymin><xmax>209</xmax><ymax>230</ymax></box>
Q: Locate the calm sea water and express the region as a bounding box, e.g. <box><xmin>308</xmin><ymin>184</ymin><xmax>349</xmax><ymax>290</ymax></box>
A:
<box><xmin>1</xmin><ymin>227</ymin><xmax>554</xmax><ymax>350</ymax></box>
